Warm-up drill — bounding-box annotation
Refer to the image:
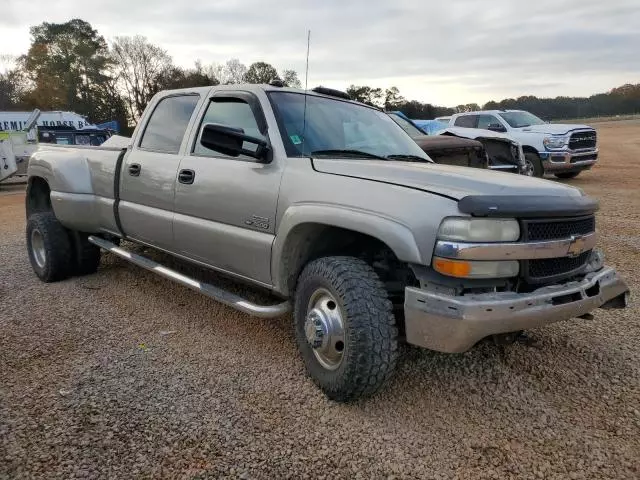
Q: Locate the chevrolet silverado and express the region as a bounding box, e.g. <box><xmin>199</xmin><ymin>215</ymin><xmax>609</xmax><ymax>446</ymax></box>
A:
<box><xmin>25</xmin><ymin>84</ymin><xmax>629</xmax><ymax>401</ymax></box>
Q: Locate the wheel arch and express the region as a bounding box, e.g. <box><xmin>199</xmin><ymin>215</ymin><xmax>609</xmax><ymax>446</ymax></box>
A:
<box><xmin>26</xmin><ymin>176</ymin><xmax>53</xmax><ymax>217</ymax></box>
<box><xmin>272</xmin><ymin>204</ymin><xmax>422</xmax><ymax>296</ymax></box>
<box><xmin>521</xmin><ymin>145</ymin><xmax>540</xmax><ymax>155</ymax></box>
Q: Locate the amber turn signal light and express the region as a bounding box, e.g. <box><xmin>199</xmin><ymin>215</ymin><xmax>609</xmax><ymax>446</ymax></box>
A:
<box><xmin>433</xmin><ymin>258</ymin><xmax>472</xmax><ymax>278</ymax></box>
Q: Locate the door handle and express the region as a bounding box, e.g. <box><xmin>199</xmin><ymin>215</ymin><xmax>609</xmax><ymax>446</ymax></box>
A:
<box><xmin>178</xmin><ymin>169</ymin><xmax>195</xmax><ymax>185</ymax></box>
<box><xmin>128</xmin><ymin>163</ymin><xmax>141</xmax><ymax>176</ymax></box>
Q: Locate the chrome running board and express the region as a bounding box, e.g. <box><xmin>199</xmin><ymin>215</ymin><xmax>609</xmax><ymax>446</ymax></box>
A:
<box><xmin>88</xmin><ymin>235</ymin><xmax>291</xmax><ymax>318</ymax></box>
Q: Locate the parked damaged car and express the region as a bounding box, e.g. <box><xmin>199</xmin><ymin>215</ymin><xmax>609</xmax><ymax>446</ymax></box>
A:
<box><xmin>439</xmin><ymin>126</ymin><xmax>526</xmax><ymax>175</ymax></box>
<box><xmin>388</xmin><ymin>112</ymin><xmax>487</xmax><ymax>169</ymax></box>
<box><xmin>388</xmin><ymin>111</ymin><xmax>525</xmax><ymax>174</ymax></box>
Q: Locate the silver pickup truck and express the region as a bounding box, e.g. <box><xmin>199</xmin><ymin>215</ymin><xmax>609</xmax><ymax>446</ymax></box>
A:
<box><xmin>25</xmin><ymin>84</ymin><xmax>629</xmax><ymax>401</ymax></box>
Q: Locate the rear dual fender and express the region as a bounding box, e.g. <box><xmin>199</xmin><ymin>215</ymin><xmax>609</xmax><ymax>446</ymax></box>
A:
<box><xmin>271</xmin><ymin>203</ymin><xmax>423</xmax><ymax>296</ymax></box>
<box><xmin>28</xmin><ymin>149</ymin><xmax>95</xmax><ymax>194</ymax></box>
<box><xmin>27</xmin><ymin>147</ymin><xmax>123</xmax><ymax>233</ymax></box>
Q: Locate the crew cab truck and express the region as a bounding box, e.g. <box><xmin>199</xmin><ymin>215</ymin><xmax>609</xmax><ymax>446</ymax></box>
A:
<box><xmin>449</xmin><ymin>110</ymin><xmax>599</xmax><ymax>178</ymax></box>
<box><xmin>25</xmin><ymin>85</ymin><xmax>629</xmax><ymax>401</ymax></box>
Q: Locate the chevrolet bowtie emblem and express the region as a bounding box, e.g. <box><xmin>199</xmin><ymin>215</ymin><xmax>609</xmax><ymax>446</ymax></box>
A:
<box><xmin>567</xmin><ymin>235</ymin><xmax>587</xmax><ymax>257</ymax></box>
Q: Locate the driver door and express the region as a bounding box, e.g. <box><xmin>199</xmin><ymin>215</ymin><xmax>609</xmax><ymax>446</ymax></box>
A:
<box><xmin>172</xmin><ymin>92</ymin><xmax>284</xmax><ymax>286</ymax></box>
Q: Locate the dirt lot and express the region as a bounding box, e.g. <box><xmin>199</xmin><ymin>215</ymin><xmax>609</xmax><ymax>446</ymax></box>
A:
<box><xmin>1</xmin><ymin>121</ymin><xmax>639</xmax><ymax>479</ymax></box>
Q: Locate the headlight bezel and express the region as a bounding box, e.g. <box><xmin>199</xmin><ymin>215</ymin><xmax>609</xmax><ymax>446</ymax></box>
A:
<box><xmin>543</xmin><ymin>135</ymin><xmax>568</xmax><ymax>150</ymax></box>
<box><xmin>437</xmin><ymin>217</ymin><xmax>521</xmax><ymax>243</ymax></box>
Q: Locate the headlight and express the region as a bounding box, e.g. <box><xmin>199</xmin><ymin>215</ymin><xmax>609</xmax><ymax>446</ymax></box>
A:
<box><xmin>543</xmin><ymin>136</ymin><xmax>567</xmax><ymax>150</ymax></box>
<box><xmin>438</xmin><ymin>217</ymin><xmax>520</xmax><ymax>242</ymax></box>
<box><xmin>433</xmin><ymin>257</ymin><xmax>519</xmax><ymax>279</ymax></box>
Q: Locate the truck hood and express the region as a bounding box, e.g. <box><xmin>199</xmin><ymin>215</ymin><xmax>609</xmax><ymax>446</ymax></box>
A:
<box><xmin>413</xmin><ymin>134</ymin><xmax>483</xmax><ymax>153</ymax></box>
<box><xmin>439</xmin><ymin>126</ymin><xmax>515</xmax><ymax>143</ymax></box>
<box><xmin>312</xmin><ymin>158</ymin><xmax>582</xmax><ymax>200</ymax></box>
<box><xmin>515</xmin><ymin>123</ymin><xmax>593</xmax><ymax>135</ymax></box>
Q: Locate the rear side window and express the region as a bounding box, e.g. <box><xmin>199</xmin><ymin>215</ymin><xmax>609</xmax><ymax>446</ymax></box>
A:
<box><xmin>139</xmin><ymin>95</ymin><xmax>200</xmax><ymax>153</ymax></box>
<box><xmin>454</xmin><ymin>115</ymin><xmax>477</xmax><ymax>128</ymax></box>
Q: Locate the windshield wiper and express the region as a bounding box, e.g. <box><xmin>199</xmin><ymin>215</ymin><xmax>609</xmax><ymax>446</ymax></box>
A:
<box><xmin>310</xmin><ymin>149</ymin><xmax>388</xmax><ymax>160</ymax></box>
<box><xmin>386</xmin><ymin>154</ymin><xmax>432</xmax><ymax>163</ymax></box>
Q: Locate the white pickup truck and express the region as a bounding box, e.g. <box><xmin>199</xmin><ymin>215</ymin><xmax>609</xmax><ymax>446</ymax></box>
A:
<box><xmin>449</xmin><ymin>110</ymin><xmax>598</xmax><ymax>178</ymax></box>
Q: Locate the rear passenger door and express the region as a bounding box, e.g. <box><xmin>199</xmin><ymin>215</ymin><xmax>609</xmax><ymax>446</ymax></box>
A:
<box><xmin>118</xmin><ymin>94</ymin><xmax>200</xmax><ymax>250</ymax></box>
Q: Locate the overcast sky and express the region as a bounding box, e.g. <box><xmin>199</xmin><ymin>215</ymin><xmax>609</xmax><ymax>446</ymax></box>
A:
<box><xmin>2</xmin><ymin>0</ymin><xmax>639</xmax><ymax>106</ymax></box>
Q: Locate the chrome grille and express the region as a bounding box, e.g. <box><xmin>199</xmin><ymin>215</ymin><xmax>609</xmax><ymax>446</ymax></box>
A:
<box><xmin>521</xmin><ymin>215</ymin><xmax>595</xmax><ymax>284</ymax></box>
<box><xmin>569</xmin><ymin>130</ymin><xmax>597</xmax><ymax>150</ymax></box>
<box><xmin>524</xmin><ymin>216</ymin><xmax>595</xmax><ymax>241</ymax></box>
<box><xmin>526</xmin><ymin>251</ymin><xmax>591</xmax><ymax>283</ymax></box>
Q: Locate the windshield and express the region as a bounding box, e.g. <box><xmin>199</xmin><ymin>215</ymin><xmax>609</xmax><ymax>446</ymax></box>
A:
<box><xmin>268</xmin><ymin>92</ymin><xmax>429</xmax><ymax>160</ymax></box>
<box><xmin>499</xmin><ymin>111</ymin><xmax>546</xmax><ymax>128</ymax></box>
<box><xmin>388</xmin><ymin>113</ymin><xmax>425</xmax><ymax>139</ymax></box>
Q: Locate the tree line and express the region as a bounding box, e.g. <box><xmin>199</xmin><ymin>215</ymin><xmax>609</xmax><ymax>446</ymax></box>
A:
<box><xmin>346</xmin><ymin>83</ymin><xmax>640</xmax><ymax>121</ymax></box>
<box><xmin>482</xmin><ymin>83</ymin><xmax>640</xmax><ymax>120</ymax></box>
<box><xmin>1</xmin><ymin>18</ymin><xmax>639</xmax><ymax>136</ymax></box>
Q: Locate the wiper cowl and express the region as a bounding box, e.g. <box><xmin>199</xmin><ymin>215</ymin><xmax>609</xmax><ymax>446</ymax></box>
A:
<box><xmin>310</xmin><ymin>149</ymin><xmax>388</xmax><ymax>160</ymax></box>
<box><xmin>386</xmin><ymin>154</ymin><xmax>433</xmax><ymax>163</ymax></box>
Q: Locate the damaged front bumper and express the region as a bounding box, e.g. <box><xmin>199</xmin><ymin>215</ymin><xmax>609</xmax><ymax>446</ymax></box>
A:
<box><xmin>404</xmin><ymin>267</ymin><xmax>629</xmax><ymax>353</ymax></box>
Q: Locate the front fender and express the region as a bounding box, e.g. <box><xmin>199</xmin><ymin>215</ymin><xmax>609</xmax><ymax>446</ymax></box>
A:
<box><xmin>271</xmin><ymin>203</ymin><xmax>423</xmax><ymax>295</ymax></box>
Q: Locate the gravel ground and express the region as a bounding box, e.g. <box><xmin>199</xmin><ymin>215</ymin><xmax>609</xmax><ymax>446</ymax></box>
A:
<box><xmin>1</xmin><ymin>121</ymin><xmax>639</xmax><ymax>479</ymax></box>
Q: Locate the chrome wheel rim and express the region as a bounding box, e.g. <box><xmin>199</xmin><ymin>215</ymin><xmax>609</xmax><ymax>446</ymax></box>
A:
<box><xmin>30</xmin><ymin>229</ymin><xmax>46</xmax><ymax>269</ymax></box>
<box><xmin>304</xmin><ymin>288</ymin><xmax>345</xmax><ymax>370</ymax></box>
<box><xmin>522</xmin><ymin>159</ymin><xmax>535</xmax><ymax>176</ymax></box>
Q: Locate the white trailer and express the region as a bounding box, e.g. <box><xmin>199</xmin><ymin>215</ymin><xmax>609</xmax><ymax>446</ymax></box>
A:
<box><xmin>0</xmin><ymin>137</ymin><xmax>18</xmax><ymax>182</ymax></box>
<box><xmin>0</xmin><ymin>110</ymin><xmax>40</xmax><ymax>183</ymax></box>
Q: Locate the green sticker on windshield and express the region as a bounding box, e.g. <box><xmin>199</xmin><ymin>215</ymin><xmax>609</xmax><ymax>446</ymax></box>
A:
<box><xmin>290</xmin><ymin>134</ymin><xmax>302</xmax><ymax>145</ymax></box>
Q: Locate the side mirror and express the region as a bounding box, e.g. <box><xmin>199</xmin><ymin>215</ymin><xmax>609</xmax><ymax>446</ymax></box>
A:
<box><xmin>200</xmin><ymin>123</ymin><xmax>270</xmax><ymax>162</ymax></box>
<box><xmin>487</xmin><ymin>123</ymin><xmax>506</xmax><ymax>133</ymax></box>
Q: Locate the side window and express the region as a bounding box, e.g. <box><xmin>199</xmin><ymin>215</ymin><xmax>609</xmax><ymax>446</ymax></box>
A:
<box><xmin>193</xmin><ymin>98</ymin><xmax>266</xmax><ymax>158</ymax></box>
<box><xmin>477</xmin><ymin>115</ymin><xmax>501</xmax><ymax>130</ymax></box>
<box><xmin>139</xmin><ymin>95</ymin><xmax>200</xmax><ymax>154</ymax></box>
<box><xmin>454</xmin><ymin>115</ymin><xmax>477</xmax><ymax>128</ymax></box>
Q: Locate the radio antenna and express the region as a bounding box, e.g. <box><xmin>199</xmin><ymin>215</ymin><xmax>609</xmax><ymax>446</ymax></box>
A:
<box><xmin>301</xmin><ymin>30</ymin><xmax>311</xmax><ymax>156</ymax></box>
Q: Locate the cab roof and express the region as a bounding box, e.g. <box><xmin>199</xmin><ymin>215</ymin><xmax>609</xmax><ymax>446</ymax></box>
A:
<box><xmin>453</xmin><ymin>109</ymin><xmax>524</xmax><ymax>116</ymax></box>
<box><xmin>156</xmin><ymin>84</ymin><xmax>375</xmax><ymax>109</ymax></box>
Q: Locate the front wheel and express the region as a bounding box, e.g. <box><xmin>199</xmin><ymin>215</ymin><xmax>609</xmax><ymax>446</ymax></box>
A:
<box><xmin>294</xmin><ymin>256</ymin><xmax>398</xmax><ymax>402</ymax></box>
<box><xmin>523</xmin><ymin>153</ymin><xmax>544</xmax><ymax>177</ymax></box>
<box><xmin>555</xmin><ymin>171</ymin><xmax>581</xmax><ymax>179</ymax></box>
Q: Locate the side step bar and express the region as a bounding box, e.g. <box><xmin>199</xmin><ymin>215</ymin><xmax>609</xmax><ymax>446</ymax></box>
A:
<box><xmin>88</xmin><ymin>236</ymin><xmax>291</xmax><ymax>318</ymax></box>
